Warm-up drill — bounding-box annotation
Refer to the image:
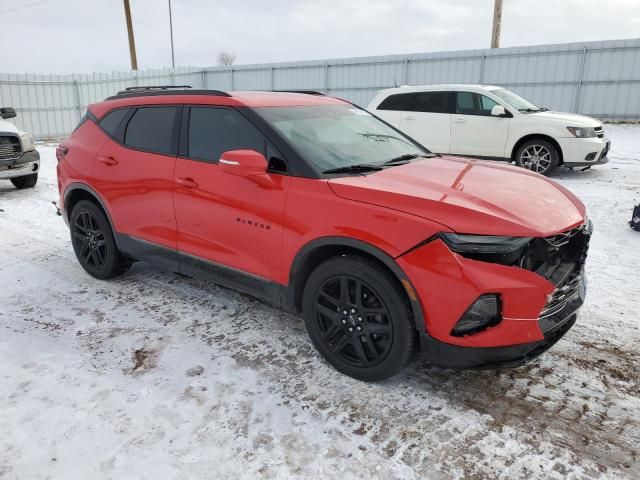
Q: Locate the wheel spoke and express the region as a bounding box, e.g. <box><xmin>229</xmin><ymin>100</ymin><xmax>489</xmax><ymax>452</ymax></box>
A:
<box><xmin>339</xmin><ymin>277</ymin><xmax>348</xmax><ymax>303</ymax></box>
<box><xmin>354</xmin><ymin>280</ymin><xmax>363</xmax><ymax>308</ymax></box>
<box><xmin>367</xmin><ymin>323</ymin><xmax>392</xmax><ymax>335</ymax></box>
<box><xmin>323</xmin><ymin>323</ymin><xmax>341</xmax><ymax>342</ymax></box>
<box><xmin>330</xmin><ymin>335</ymin><xmax>349</xmax><ymax>354</ymax></box>
<box><xmin>316</xmin><ymin>303</ymin><xmax>340</xmax><ymax>321</ymax></box>
<box><xmin>352</xmin><ymin>337</ymin><xmax>369</xmax><ymax>366</ymax></box>
<box><xmin>95</xmin><ymin>246</ymin><xmax>106</xmax><ymax>265</ymax></box>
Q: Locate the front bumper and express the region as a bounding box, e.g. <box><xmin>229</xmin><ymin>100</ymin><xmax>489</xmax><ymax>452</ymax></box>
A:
<box><xmin>0</xmin><ymin>150</ymin><xmax>40</xmax><ymax>179</ymax></box>
<box><xmin>419</xmin><ymin>277</ymin><xmax>585</xmax><ymax>369</ymax></box>
<box><xmin>557</xmin><ymin>135</ymin><xmax>611</xmax><ymax>166</ymax></box>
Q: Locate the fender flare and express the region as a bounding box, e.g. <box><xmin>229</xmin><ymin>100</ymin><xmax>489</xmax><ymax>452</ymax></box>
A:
<box><xmin>63</xmin><ymin>182</ymin><xmax>122</xmax><ymax>250</ymax></box>
<box><xmin>286</xmin><ymin>236</ymin><xmax>426</xmax><ymax>332</ymax></box>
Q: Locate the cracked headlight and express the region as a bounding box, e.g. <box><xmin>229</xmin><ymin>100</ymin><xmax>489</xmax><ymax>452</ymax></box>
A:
<box><xmin>20</xmin><ymin>132</ymin><xmax>35</xmax><ymax>152</ymax></box>
<box><xmin>566</xmin><ymin>126</ymin><xmax>596</xmax><ymax>138</ymax></box>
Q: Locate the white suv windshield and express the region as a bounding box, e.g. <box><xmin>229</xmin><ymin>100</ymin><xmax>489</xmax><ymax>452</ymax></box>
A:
<box><xmin>256</xmin><ymin>104</ymin><xmax>430</xmax><ymax>173</ymax></box>
<box><xmin>491</xmin><ymin>89</ymin><xmax>542</xmax><ymax>112</ymax></box>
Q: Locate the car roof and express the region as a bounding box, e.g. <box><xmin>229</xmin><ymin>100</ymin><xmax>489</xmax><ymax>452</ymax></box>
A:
<box><xmin>90</xmin><ymin>89</ymin><xmax>348</xmax><ymax>118</ymax></box>
<box><xmin>377</xmin><ymin>84</ymin><xmax>504</xmax><ymax>95</ymax></box>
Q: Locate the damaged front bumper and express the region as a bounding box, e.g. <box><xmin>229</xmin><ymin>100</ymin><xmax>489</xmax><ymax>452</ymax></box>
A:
<box><xmin>0</xmin><ymin>150</ymin><xmax>40</xmax><ymax>180</ymax></box>
<box><xmin>419</xmin><ymin>276</ymin><xmax>585</xmax><ymax>369</ymax></box>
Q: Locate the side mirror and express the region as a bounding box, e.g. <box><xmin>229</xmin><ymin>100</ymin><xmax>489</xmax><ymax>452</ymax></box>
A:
<box><xmin>0</xmin><ymin>107</ymin><xmax>17</xmax><ymax>119</ymax></box>
<box><xmin>491</xmin><ymin>105</ymin><xmax>507</xmax><ymax>117</ymax></box>
<box><xmin>219</xmin><ymin>149</ymin><xmax>268</xmax><ymax>177</ymax></box>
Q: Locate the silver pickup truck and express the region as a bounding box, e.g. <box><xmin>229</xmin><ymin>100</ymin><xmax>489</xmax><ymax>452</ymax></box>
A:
<box><xmin>0</xmin><ymin>107</ymin><xmax>40</xmax><ymax>189</ymax></box>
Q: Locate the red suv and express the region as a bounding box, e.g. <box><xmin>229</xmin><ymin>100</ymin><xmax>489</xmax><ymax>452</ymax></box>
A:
<box><xmin>57</xmin><ymin>87</ymin><xmax>590</xmax><ymax>381</ymax></box>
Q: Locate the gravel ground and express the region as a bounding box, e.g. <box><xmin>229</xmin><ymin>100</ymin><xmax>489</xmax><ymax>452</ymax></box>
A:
<box><xmin>1</xmin><ymin>125</ymin><xmax>639</xmax><ymax>479</ymax></box>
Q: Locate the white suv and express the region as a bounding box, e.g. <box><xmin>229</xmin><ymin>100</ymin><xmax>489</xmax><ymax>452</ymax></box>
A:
<box><xmin>367</xmin><ymin>84</ymin><xmax>610</xmax><ymax>175</ymax></box>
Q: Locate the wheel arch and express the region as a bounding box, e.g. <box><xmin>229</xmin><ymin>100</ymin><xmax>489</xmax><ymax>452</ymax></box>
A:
<box><xmin>511</xmin><ymin>134</ymin><xmax>564</xmax><ymax>165</ymax></box>
<box><xmin>285</xmin><ymin>237</ymin><xmax>425</xmax><ymax>332</ymax></box>
<box><xmin>63</xmin><ymin>183</ymin><xmax>121</xmax><ymax>249</ymax></box>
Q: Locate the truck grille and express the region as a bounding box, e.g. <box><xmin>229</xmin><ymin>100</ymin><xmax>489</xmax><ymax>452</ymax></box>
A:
<box><xmin>0</xmin><ymin>136</ymin><xmax>21</xmax><ymax>160</ymax></box>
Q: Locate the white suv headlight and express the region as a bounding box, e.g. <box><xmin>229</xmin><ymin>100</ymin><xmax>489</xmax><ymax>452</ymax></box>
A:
<box><xmin>566</xmin><ymin>126</ymin><xmax>596</xmax><ymax>138</ymax></box>
<box><xmin>20</xmin><ymin>132</ymin><xmax>35</xmax><ymax>152</ymax></box>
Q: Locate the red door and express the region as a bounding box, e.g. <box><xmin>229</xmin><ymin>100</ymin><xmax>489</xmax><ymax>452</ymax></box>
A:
<box><xmin>92</xmin><ymin>106</ymin><xmax>179</xmax><ymax>250</ymax></box>
<box><xmin>172</xmin><ymin>106</ymin><xmax>289</xmax><ymax>283</ymax></box>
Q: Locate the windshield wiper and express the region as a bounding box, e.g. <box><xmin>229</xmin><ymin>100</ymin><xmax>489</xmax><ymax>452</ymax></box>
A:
<box><xmin>383</xmin><ymin>153</ymin><xmax>435</xmax><ymax>165</ymax></box>
<box><xmin>519</xmin><ymin>107</ymin><xmax>547</xmax><ymax>113</ymax></box>
<box><xmin>323</xmin><ymin>164</ymin><xmax>384</xmax><ymax>174</ymax></box>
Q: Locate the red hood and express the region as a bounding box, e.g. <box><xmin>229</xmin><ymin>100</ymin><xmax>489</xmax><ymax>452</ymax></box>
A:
<box><xmin>328</xmin><ymin>156</ymin><xmax>585</xmax><ymax>237</ymax></box>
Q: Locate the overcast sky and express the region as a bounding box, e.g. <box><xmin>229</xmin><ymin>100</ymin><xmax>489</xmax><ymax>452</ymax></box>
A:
<box><xmin>1</xmin><ymin>0</ymin><xmax>639</xmax><ymax>74</ymax></box>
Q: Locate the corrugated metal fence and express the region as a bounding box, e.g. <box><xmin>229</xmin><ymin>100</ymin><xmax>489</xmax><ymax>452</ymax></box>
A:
<box><xmin>1</xmin><ymin>38</ymin><xmax>639</xmax><ymax>139</ymax></box>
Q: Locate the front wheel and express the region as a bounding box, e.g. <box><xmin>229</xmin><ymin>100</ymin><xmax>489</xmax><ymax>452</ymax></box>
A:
<box><xmin>10</xmin><ymin>173</ymin><xmax>38</xmax><ymax>189</ymax></box>
<box><xmin>515</xmin><ymin>140</ymin><xmax>559</xmax><ymax>176</ymax></box>
<box><xmin>302</xmin><ymin>256</ymin><xmax>416</xmax><ymax>381</ymax></box>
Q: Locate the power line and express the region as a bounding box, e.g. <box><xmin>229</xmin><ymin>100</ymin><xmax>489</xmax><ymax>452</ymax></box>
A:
<box><xmin>0</xmin><ymin>0</ymin><xmax>50</xmax><ymax>16</ymax></box>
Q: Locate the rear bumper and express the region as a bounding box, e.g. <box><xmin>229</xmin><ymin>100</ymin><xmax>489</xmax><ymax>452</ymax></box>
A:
<box><xmin>419</xmin><ymin>280</ymin><xmax>584</xmax><ymax>369</ymax></box>
<box><xmin>0</xmin><ymin>150</ymin><xmax>40</xmax><ymax>179</ymax></box>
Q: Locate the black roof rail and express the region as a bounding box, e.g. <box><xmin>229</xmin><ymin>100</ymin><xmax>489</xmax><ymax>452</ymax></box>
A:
<box><xmin>106</xmin><ymin>86</ymin><xmax>231</xmax><ymax>101</ymax></box>
<box><xmin>274</xmin><ymin>90</ymin><xmax>327</xmax><ymax>96</ymax></box>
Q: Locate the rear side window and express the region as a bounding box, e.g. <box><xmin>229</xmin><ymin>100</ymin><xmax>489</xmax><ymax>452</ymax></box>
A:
<box><xmin>188</xmin><ymin>107</ymin><xmax>265</xmax><ymax>163</ymax></box>
<box><xmin>99</xmin><ymin>108</ymin><xmax>129</xmax><ymax>137</ymax></box>
<box><xmin>377</xmin><ymin>93</ymin><xmax>415</xmax><ymax>111</ymax></box>
<box><xmin>124</xmin><ymin>106</ymin><xmax>177</xmax><ymax>155</ymax></box>
<box><xmin>413</xmin><ymin>91</ymin><xmax>451</xmax><ymax>113</ymax></box>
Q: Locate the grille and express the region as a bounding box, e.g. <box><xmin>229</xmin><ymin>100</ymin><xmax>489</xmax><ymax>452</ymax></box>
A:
<box><xmin>0</xmin><ymin>136</ymin><xmax>21</xmax><ymax>160</ymax></box>
<box><xmin>594</xmin><ymin>126</ymin><xmax>604</xmax><ymax>138</ymax></box>
<box><xmin>533</xmin><ymin>223</ymin><xmax>591</xmax><ymax>317</ymax></box>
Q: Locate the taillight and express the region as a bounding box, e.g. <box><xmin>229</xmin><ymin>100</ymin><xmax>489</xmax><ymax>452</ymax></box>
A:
<box><xmin>56</xmin><ymin>146</ymin><xmax>69</xmax><ymax>162</ymax></box>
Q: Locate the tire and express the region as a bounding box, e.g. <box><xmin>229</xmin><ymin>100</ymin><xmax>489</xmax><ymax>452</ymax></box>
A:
<box><xmin>302</xmin><ymin>255</ymin><xmax>416</xmax><ymax>381</ymax></box>
<box><xmin>69</xmin><ymin>200</ymin><xmax>129</xmax><ymax>280</ymax></box>
<box><xmin>10</xmin><ymin>173</ymin><xmax>38</xmax><ymax>189</ymax></box>
<box><xmin>515</xmin><ymin>139</ymin><xmax>560</xmax><ymax>176</ymax></box>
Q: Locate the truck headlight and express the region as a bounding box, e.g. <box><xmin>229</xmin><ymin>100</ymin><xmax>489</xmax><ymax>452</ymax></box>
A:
<box><xmin>566</xmin><ymin>126</ymin><xmax>596</xmax><ymax>138</ymax></box>
<box><xmin>20</xmin><ymin>133</ymin><xmax>35</xmax><ymax>152</ymax></box>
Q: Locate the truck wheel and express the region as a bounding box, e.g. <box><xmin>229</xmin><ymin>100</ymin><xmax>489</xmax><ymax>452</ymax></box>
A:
<box><xmin>515</xmin><ymin>140</ymin><xmax>559</xmax><ymax>176</ymax></box>
<box><xmin>10</xmin><ymin>173</ymin><xmax>38</xmax><ymax>189</ymax></box>
<box><xmin>70</xmin><ymin>200</ymin><xmax>130</xmax><ymax>280</ymax></box>
<box><xmin>302</xmin><ymin>255</ymin><xmax>416</xmax><ymax>381</ymax></box>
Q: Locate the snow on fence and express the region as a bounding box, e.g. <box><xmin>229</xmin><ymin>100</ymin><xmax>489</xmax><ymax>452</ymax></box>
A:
<box><xmin>1</xmin><ymin>38</ymin><xmax>639</xmax><ymax>139</ymax></box>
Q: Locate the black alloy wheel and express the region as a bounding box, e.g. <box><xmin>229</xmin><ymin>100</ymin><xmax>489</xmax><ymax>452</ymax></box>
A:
<box><xmin>70</xmin><ymin>200</ymin><xmax>129</xmax><ymax>279</ymax></box>
<box><xmin>303</xmin><ymin>256</ymin><xmax>416</xmax><ymax>381</ymax></box>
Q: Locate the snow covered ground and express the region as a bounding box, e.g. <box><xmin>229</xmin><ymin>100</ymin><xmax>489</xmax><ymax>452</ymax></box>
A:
<box><xmin>1</xmin><ymin>125</ymin><xmax>639</xmax><ymax>479</ymax></box>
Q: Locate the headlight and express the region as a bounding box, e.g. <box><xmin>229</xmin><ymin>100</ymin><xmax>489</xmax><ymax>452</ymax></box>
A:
<box><xmin>566</xmin><ymin>126</ymin><xmax>596</xmax><ymax>138</ymax></box>
<box><xmin>20</xmin><ymin>132</ymin><xmax>35</xmax><ymax>152</ymax></box>
<box><xmin>440</xmin><ymin>233</ymin><xmax>532</xmax><ymax>254</ymax></box>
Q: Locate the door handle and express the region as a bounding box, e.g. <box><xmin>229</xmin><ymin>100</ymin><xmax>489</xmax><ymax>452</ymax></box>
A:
<box><xmin>176</xmin><ymin>177</ymin><xmax>199</xmax><ymax>188</ymax></box>
<box><xmin>98</xmin><ymin>155</ymin><xmax>118</xmax><ymax>166</ymax></box>
<box><xmin>453</xmin><ymin>118</ymin><xmax>467</xmax><ymax>124</ymax></box>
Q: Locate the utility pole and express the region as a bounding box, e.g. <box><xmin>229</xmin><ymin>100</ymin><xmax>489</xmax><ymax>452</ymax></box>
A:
<box><xmin>168</xmin><ymin>0</ymin><xmax>175</xmax><ymax>69</ymax></box>
<box><xmin>123</xmin><ymin>0</ymin><xmax>138</xmax><ymax>70</ymax></box>
<box><xmin>491</xmin><ymin>0</ymin><xmax>503</xmax><ymax>49</ymax></box>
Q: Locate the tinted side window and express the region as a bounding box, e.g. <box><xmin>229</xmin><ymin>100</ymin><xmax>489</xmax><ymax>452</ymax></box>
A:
<box><xmin>188</xmin><ymin>107</ymin><xmax>265</xmax><ymax>163</ymax></box>
<box><xmin>99</xmin><ymin>108</ymin><xmax>129</xmax><ymax>137</ymax></box>
<box><xmin>413</xmin><ymin>92</ymin><xmax>451</xmax><ymax>113</ymax></box>
<box><xmin>377</xmin><ymin>93</ymin><xmax>415</xmax><ymax>111</ymax></box>
<box><xmin>124</xmin><ymin>107</ymin><xmax>177</xmax><ymax>155</ymax></box>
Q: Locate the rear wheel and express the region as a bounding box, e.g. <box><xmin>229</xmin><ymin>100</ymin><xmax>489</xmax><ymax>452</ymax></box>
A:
<box><xmin>515</xmin><ymin>139</ymin><xmax>559</xmax><ymax>176</ymax></box>
<box><xmin>70</xmin><ymin>200</ymin><xmax>129</xmax><ymax>279</ymax></box>
<box><xmin>302</xmin><ymin>256</ymin><xmax>415</xmax><ymax>381</ymax></box>
<box><xmin>10</xmin><ymin>173</ymin><xmax>38</xmax><ymax>189</ymax></box>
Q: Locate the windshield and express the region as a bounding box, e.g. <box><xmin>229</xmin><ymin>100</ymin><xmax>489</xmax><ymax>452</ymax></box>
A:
<box><xmin>255</xmin><ymin>104</ymin><xmax>430</xmax><ymax>173</ymax></box>
<box><xmin>491</xmin><ymin>88</ymin><xmax>542</xmax><ymax>112</ymax></box>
